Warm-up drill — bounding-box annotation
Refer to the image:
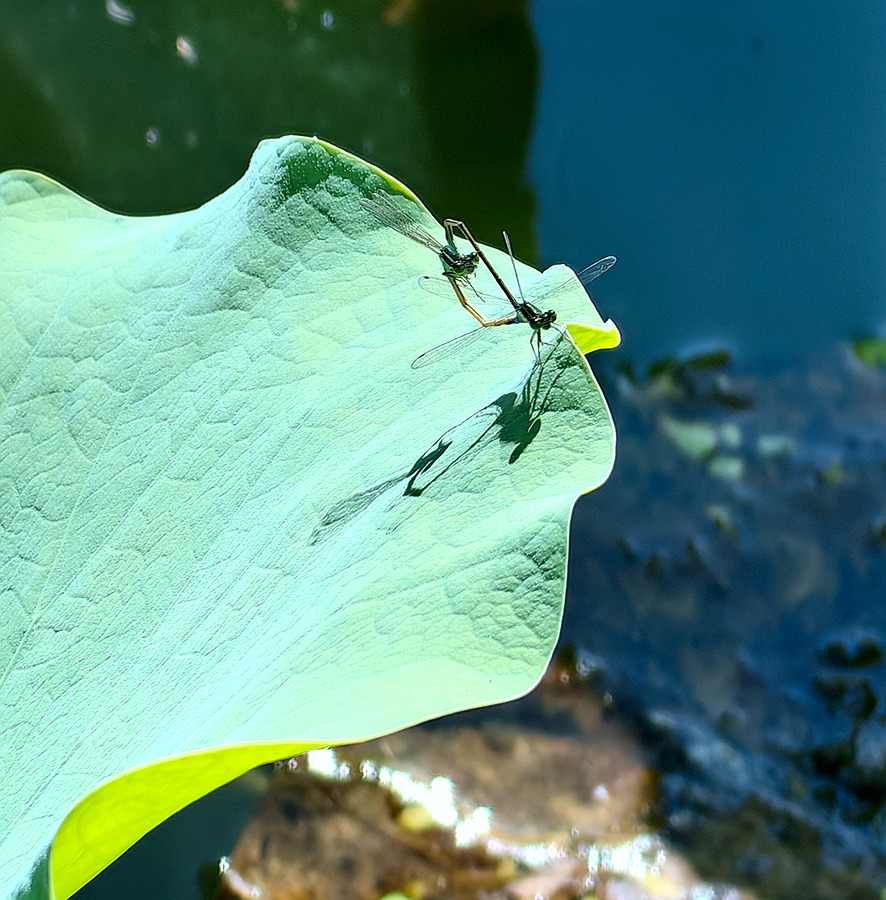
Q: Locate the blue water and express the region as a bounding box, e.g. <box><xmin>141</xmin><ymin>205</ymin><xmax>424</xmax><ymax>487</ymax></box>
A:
<box><xmin>530</xmin><ymin>1</ymin><xmax>886</xmax><ymax>363</ymax></box>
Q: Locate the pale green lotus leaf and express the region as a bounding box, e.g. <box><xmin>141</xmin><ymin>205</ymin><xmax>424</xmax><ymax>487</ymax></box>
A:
<box><xmin>0</xmin><ymin>136</ymin><xmax>619</xmax><ymax>900</ymax></box>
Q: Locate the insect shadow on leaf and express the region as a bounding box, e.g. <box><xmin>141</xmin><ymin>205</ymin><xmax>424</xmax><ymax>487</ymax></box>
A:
<box><xmin>407</xmin><ymin>333</ymin><xmax>570</xmax><ymax>492</ymax></box>
<box><xmin>309</xmin><ymin>333</ymin><xmax>572</xmax><ymax>543</ymax></box>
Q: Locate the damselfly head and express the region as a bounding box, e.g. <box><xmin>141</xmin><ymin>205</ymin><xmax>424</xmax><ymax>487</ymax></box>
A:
<box><xmin>536</xmin><ymin>308</ymin><xmax>557</xmax><ymax>328</ymax></box>
<box><xmin>439</xmin><ymin>245</ymin><xmax>479</xmax><ymax>278</ymax></box>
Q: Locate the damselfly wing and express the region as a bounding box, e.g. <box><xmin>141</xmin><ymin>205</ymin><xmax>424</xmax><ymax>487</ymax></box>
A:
<box><xmin>359</xmin><ymin>191</ymin><xmax>479</xmax><ymax>279</ymax></box>
<box><xmin>419</xmin><ymin>256</ymin><xmax>616</xmax><ymax>308</ymax></box>
<box><xmin>412</xmin><ymin>256</ymin><xmax>617</xmax><ymax>369</ymax></box>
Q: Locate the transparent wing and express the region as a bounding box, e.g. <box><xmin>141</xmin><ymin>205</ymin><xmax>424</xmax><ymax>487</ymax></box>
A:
<box><xmin>417</xmin><ymin>274</ymin><xmax>499</xmax><ymax>302</ymax></box>
<box><xmin>411</xmin><ymin>325</ymin><xmax>504</xmax><ymax>369</ymax></box>
<box><xmin>412</xmin><ymin>320</ymin><xmax>569</xmax><ymax>370</ymax></box>
<box><xmin>421</xmin><ymin>257</ymin><xmax>616</xmax><ymax>310</ymax></box>
<box><xmin>418</xmin><ymin>274</ymin><xmax>516</xmax><ymax>306</ymax></box>
<box><xmin>417</xmin><ymin>274</ymin><xmax>465</xmax><ymax>300</ymax></box>
<box><xmin>360</xmin><ymin>191</ymin><xmax>445</xmax><ymax>255</ymax></box>
<box><xmin>418</xmin><ymin>275</ymin><xmax>520</xmax><ymax>319</ymax></box>
<box><xmin>525</xmin><ymin>256</ymin><xmax>617</xmax><ymax>304</ymax></box>
<box><xmin>576</xmin><ymin>255</ymin><xmax>617</xmax><ymax>285</ymax></box>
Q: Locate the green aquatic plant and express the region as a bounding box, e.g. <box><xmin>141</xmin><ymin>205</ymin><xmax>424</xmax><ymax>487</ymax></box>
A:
<box><xmin>852</xmin><ymin>335</ymin><xmax>886</xmax><ymax>368</ymax></box>
<box><xmin>0</xmin><ymin>136</ymin><xmax>619</xmax><ymax>900</ymax></box>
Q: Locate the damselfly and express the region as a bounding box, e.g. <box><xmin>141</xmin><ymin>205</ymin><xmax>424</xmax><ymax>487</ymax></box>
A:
<box><xmin>413</xmin><ymin>252</ymin><xmax>617</xmax><ymax>369</ymax></box>
<box><xmin>361</xmin><ymin>191</ymin><xmax>516</xmax><ymax>327</ymax></box>
<box><xmin>360</xmin><ymin>190</ymin><xmax>479</xmax><ymax>279</ymax></box>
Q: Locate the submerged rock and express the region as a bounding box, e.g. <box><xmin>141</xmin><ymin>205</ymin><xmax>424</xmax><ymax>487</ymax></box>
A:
<box><xmin>567</xmin><ymin>344</ymin><xmax>886</xmax><ymax>899</ymax></box>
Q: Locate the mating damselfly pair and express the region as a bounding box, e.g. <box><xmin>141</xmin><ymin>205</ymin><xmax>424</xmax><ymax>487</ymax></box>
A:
<box><xmin>360</xmin><ymin>190</ymin><xmax>616</xmax><ymax>369</ymax></box>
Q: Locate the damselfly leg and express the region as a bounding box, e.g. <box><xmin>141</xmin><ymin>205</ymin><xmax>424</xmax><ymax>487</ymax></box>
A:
<box><xmin>361</xmin><ymin>191</ymin><xmax>508</xmax><ymax>324</ymax></box>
